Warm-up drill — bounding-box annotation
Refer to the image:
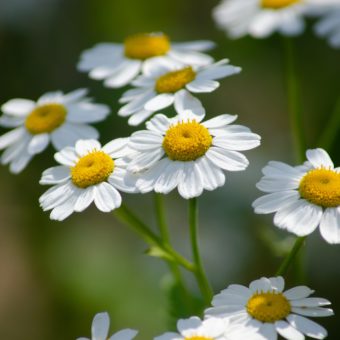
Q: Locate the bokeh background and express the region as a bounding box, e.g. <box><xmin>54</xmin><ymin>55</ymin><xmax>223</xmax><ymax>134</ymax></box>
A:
<box><xmin>0</xmin><ymin>0</ymin><xmax>339</xmax><ymax>339</ymax></box>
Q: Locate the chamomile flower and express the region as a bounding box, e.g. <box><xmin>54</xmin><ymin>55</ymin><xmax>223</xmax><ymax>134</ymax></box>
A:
<box><xmin>253</xmin><ymin>148</ymin><xmax>340</xmax><ymax>244</ymax></box>
<box><xmin>212</xmin><ymin>0</ymin><xmax>326</xmax><ymax>39</ymax></box>
<box><xmin>315</xmin><ymin>7</ymin><xmax>340</xmax><ymax>48</ymax></box>
<box><xmin>128</xmin><ymin>110</ymin><xmax>260</xmax><ymax>199</ymax></box>
<box><xmin>77</xmin><ymin>32</ymin><xmax>215</xmax><ymax>88</ymax></box>
<box><xmin>77</xmin><ymin>312</ymin><xmax>137</xmax><ymax>340</ymax></box>
<box><xmin>205</xmin><ymin>276</ymin><xmax>333</xmax><ymax>340</ymax></box>
<box><xmin>118</xmin><ymin>58</ymin><xmax>241</xmax><ymax>126</ymax></box>
<box><xmin>39</xmin><ymin>139</ymin><xmax>138</xmax><ymax>221</ymax></box>
<box><xmin>0</xmin><ymin>89</ymin><xmax>109</xmax><ymax>173</ymax></box>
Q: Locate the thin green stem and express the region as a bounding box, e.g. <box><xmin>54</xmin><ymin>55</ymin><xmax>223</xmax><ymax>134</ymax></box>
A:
<box><xmin>317</xmin><ymin>97</ymin><xmax>340</xmax><ymax>150</ymax></box>
<box><xmin>189</xmin><ymin>198</ymin><xmax>213</xmax><ymax>305</ymax></box>
<box><xmin>283</xmin><ymin>37</ymin><xmax>305</xmax><ymax>163</ymax></box>
<box><xmin>154</xmin><ymin>194</ymin><xmax>171</xmax><ymax>243</ymax></box>
<box><xmin>276</xmin><ymin>236</ymin><xmax>306</xmax><ymax>277</ymax></box>
<box><xmin>114</xmin><ymin>204</ymin><xmax>194</xmax><ymax>272</ymax></box>
<box><xmin>154</xmin><ymin>194</ymin><xmax>192</xmax><ymax>310</ymax></box>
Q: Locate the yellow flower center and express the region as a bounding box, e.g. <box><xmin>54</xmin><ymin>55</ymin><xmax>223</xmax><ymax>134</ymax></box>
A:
<box><xmin>247</xmin><ymin>291</ymin><xmax>291</xmax><ymax>323</ymax></box>
<box><xmin>162</xmin><ymin>121</ymin><xmax>212</xmax><ymax>162</ymax></box>
<box><xmin>299</xmin><ymin>168</ymin><xmax>340</xmax><ymax>208</ymax></box>
<box><xmin>185</xmin><ymin>337</ymin><xmax>213</xmax><ymax>340</ymax></box>
<box><xmin>155</xmin><ymin>67</ymin><xmax>196</xmax><ymax>93</ymax></box>
<box><xmin>25</xmin><ymin>103</ymin><xmax>67</xmax><ymax>135</ymax></box>
<box><xmin>261</xmin><ymin>0</ymin><xmax>300</xmax><ymax>9</ymax></box>
<box><xmin>71</xmin><ymin>151</ymin><xmax>114</xmax><ymax>188</ymax></box>
<box><xmin>124</xmin><ymin>33</ymin><xmax>170</xmax><ymax>60</ymax></box>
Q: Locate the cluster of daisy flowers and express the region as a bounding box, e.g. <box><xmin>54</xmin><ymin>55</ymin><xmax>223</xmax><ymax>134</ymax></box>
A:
<box><xmin>81</xmin><ymin>276</ymin><xmax>333</xmax><ymax>339</ymax></box>
<box><xmin>212</xmin><ymin>0</ymin><xmax>340</xmax><ymax>48</ymax></box>
<box><xmin>0</xmin><ymin>28</ymin><xmax>339</xmax><ymax>340</ymax></box>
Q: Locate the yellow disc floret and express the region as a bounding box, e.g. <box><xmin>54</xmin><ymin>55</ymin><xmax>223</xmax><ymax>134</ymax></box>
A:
<box><xmin>25</xmin><ymin>103</ymin><xmax>67</xmax><ymax>135</ymax></box>
<box><xmin>261</xmin><ymin>0</ymin><xmax>300</xmax><ymax>9</ymax></box>
<box><xmin>299</xmin><ymin>168</ymin><xmax>340</xmax><ymax>208</ymax></box>
<box><xmin>247</xmin><ymin>291</ymin><xmax>291</xmax><ymax>323</ymax></box>
<box><xmin>71</xmin><ymin>151</ymin><xmax>114</xmax><ymax>188</ymax></box>
<box><xmin>124</xmin><ymin>33</ymin><xmax>170</xmax><ymax>60</ymax></box>
<box><xmin>185</xmin><ymin>337</ymin><xmax>213</xmax><ymax>340</ymax></box>
<box><xmin>155</xmin><ymin>67</ymin><xmax>196</xmax><ymax>93</ymax></box>
<box><xmin>163</xmin><ymin>120</ymin><xmax>212</xmax><ymax>162</ymax></box>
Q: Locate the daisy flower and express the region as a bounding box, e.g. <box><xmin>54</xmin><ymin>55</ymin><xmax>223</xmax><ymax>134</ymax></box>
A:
<box><xmin>253</xmin><ymin>148</ymin><xmax>340</xmax><ymax>244</ymax></box>
<box><xmin>314</xmin><ymin>7</ymin><xmax>340</xmax><ymax>48</ymax></box>
<box><xmin>77</xmin><ymin>32</ymin><xmax>215</xmax><ymax>88</ymax></box>
<box><xmin>128</xmin><ymin>110</ymin><xmax>260</xmax><ymax>199</ymax></box>
<box><xmin>39</xmin><ymin>139</ymin><xmax>138</xmax><ymax>221</ymax></box>
<box><xmin>154</xmin><ymin>316</ymin><xmax>259</xmax><ymax>340</ymax></box>
<box><xmin>0</xmin><ymin>89</ymin><xmax>109</xmax><ymax>173</ymax></box>
<box><xmin>212</xmin><ymin>0</ymin><xmax>332</xmax><ymax>39</ymax></box>
<box><xmin>118</xmin><ymin>58</ymin><xmax>241</xmax><ymax>126</ymax></box>
<box><xmin>77</xmin><ymin>312</ymin><xmax>137</xmax><ymax>340</ymax></box>
<box><xmin>205</xmin><ymin>276</ymin><xmax>333</xmax><ymax>340</ymax></box>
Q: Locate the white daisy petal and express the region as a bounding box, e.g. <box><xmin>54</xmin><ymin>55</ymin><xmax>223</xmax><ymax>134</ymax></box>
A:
<box><xmin>40</xmin><ymin>166</ymin><xmax>70</xmax><ymax>185</ymax></box>
<box><xmin>202</xmin><ymin>114</ymin><xmax>238</xmax><ymax>128</ymax></box>
<box><xmin>27</xmin><ymin>133</ymin><xmax>50</xmax><ymax>155</ymax></box>
<box><xmin>174</xmin><ymin>90</ymin><xmax>205</xmax><ymax>119</ymax></box>
<box><xmin>1</xmin><ymin>136</ymin><xmax>30</xmax><ymax>165</ymax></box>
<box><xmin>9</xmin><ymin>149</ymin><xmax>33</xmax><ymax>174</ymax></box>
<box><xmin>177</xmin><ymin>162</ymin><xmax>203</xmax><ymax>199</ymax></box>
<box><xmin>213</xmin><ymin>132</ymin><xmax>261</xmax><ymax>151</ymax></box>
<box><xmin>1</xmin><ymin>99</ymin><xmax>35</xmax><ymax>116</ymax></box>
<box><xmin>268</xmin><ymin>276</ymin><xmax>285</xmax><ymax>292</ymax></box>
<box><xmin>109</xmin><ymin>329</ymin><xmax>138</xmax><ymax>340</ymax></box>
<box><xmin>66</xmin><ymin>102</ymin><xmax>110</xmax><ymax>123</ymax></box>
<box><xmin>256</xmin><ymin>177</ymin><xmax>300</xmax><ymax>193</ymax></box>
<box><xmin>168</xmin><ymin>50</ymin><xmax>214</xmax><ymax>66</ymax></box>
<box><xmin>75</xmin><ymin>139</ymin><xmax>102</xmax><ymax>156</ymax></box>
<box><xmin>287</xmin><ymin>315</ymin><xmax>327</xmax><ymax>339</ymax></box>
<box><xmin>0</xmin><ymin>127</ymin><xmax>26</xmax><ymax>149</ymax></box>
<box><xmin>250</xmin><ymin>277</ymin><xmax>272</xmax><ymax>293</ymax></box>
<box><xmin>62</xmin><ymin>88</ymin><xmax>88</xmax><ymax>104</ymax></box>
<box><xmin>153</xmin><ymin>332</ymin><xmax>181</xmax><ymax>340</ymax></box>
<box><xmin>186</xmin><ymin>79</ymin><xmax>219</xmax><ymax>93</ymax></box>
<box><xmin>144</xmin><ymin>93</ymin><xmax>174</xmax><ymax>111</ymax></box>
<box><xmin>128</xmin><ymin>148</ymin><xmax>164</xmax><ymax>172</ymax></box>
<box><xmin>196</xmin><ymin>157</ymin><xmax>225</xmax><ymax>191</ymax></box>
<box><xmin>154</xmin><ymin>161</ymin><xmax>183</xmax><ymax>194</ymax></box>
<box><xmin>92</xmin><ymin>312</ymin><xmax>110</xmax><ymax>340</ymax></box>
<box><xmin>51</xmin><ymin>123</ymin><xmax>99</xmax><ymax>150</ymax></box>
<box><xmin>128</xmin><ymin>110</ymin><xmax>154</xmax><ymax>126</ymax></box>
<box><xmin>291</xmin><ymin>307</ymin><xmax>334</xmax><ymax>318</ymax></box>
<box><xmin>146</xmin><ymin>114</ymin><xmax>171</xmax><ymax>134</ymax></box>
<box><xmin>102</xmin><ymin>138</ymin><xmax>130</xmax><ymax>158</ymax></box>
<box><xmin>274</xmin><ymin>200</ymin><xmax>323</xmax><ymax>236</ymax></box>
<box><xmin>275</xmin><ymin>320</ymin><xmax>304</xmax><ymax>340</ymax></box>
<box><xmin>54</xmin><ymin>147</ymin><xmax>79</xmax><ymax>166</ymax></box>
<box><xmin>0</xmin><ymin>115</ymin><xmax>25</xmax><ymax>128</ymax></box>
<box><xmin>258</xmin><ymin>322</ymin><xmax>277</xmax><ymax>340</ymax></box>
<box><xmin>206</xmin><ymin>147</ymin><xmax>249</xmax><ymax>171</ymax></box>
<box><xmin>104</xmin><ymin>60</ymin><xmax>141</xmax><ymax>88</ymax></box>
<box><xmin>319</xmin><ymin>207</ymin><xmax>340</xmax><ymax>244</ymax></box>
<box><xmin>129</xmin><ymin>131</ymin><xmax>163</xmax><ymax>151</ymax></box>
<box><xmin>196</xmin><ymin>64</ymin><xmax>241</xmax><ymax>81</ymax></box>
<box><xmin>118</xmin><ymin>91</ymin><xmax>155</xmax><ymax>116</ymax></box>
<box><xmin>171</xmin><ymin>40</ymin><xmax>215</xmax><ymax>51</ymax></box>
<box><xmin>73</xmin><ymin>187</ymin><xmax>95</xmax><ymax>212</ymax></box>
<box><xmin>252</xmin><ymin>191</ymin><xmax>300</xmax><ymax>214</ymax></box>
<box><xmin>306</xmin><ymin>148</ymin><xmax>334</xmax><ymax>169</ymax></box>
<box><xmin>50</xmin><ymin>192</ymin><xmax>78</xmax><ymax>221</ymax></box>
<box><xmin>94</xmin><ymin>182</ymin><xmax>122</xmax><ymax>212</ymax></box>
<box><xmin>284</xmin><ymin>286</ymin><xmax>314</xmax><ymax>300</ymax></box>
<box><xmin>290</xmin><ymin>297</ymin><xmax>331</xmax><ymax>308</ymax></box>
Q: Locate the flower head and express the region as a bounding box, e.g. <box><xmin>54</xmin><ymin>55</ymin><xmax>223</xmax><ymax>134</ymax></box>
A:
<box><xmin>77</xmin><ymin>32</ymin><xmax>215</xmax><ymax>88</ymax></box>
<box><xmin>0</xmin><ymin>89</ymin><xmax>109</xmax><ymax>173</ymax></box>
<box><xmin>205</xmin><ymin>276</ymin><xmax>333</xmax><ymax>340</ymax></box>
<box><xmin>39</xmin><ymin>139</ymin><xmax>138</xmax><ymax>221</ymax></box>
<box><xmin>77</xmin><ymin>312</ymin><xmax>138</xmax><ymax>340</ymax></box>
<box><xmin>213</xmin><ymin>0</ymin><xmax>316</xmax><ymax>39</ymax></box>
<box><xmin>118</xmin><ymin>58</ymin><xmax>241</xmax><ymax>126</ymax></box>
<box><xmin>128</xmin><ymin>110</ymin><xmax>260</xmax><ymax>199</ymax></box>
<box><xmin>253</xmin><ymin>148</ymin><xmax>340</xmax><ymax>244</ymax></box>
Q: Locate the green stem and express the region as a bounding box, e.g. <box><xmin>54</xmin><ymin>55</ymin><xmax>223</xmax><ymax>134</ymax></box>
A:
<box><xmin>114</xmin><ymin>204</ymin><xmax>194</xmax><ymax>272</ymax></box>
<box><xmin>283</xmin><ymin>37</ymin><xmax>305</xmax><ymax>163</ymax></box>
<box><xmin>189</xmin><ymin>198</ymin><xmax>213</xmax><ymax>305</ymax></box>
<box><xmin>276</xmin><ymin>236</ymin><xmax>306</xmax><ymax>276</ymax></box>
<box><xmin>317</xmin><ymin>97</ymin><xmax>340</xmax><ymax>150</ymax></box>
<box><xmin>154</xmin><ymin>194</ymin><xmax>191</xmax><ymax>305</ymax></box>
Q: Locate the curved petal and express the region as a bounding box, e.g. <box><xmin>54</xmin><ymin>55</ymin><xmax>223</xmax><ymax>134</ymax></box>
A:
<box><xmin>287</xmin><ymin>314</ymin><xmax>327</xmax><ymax>339</ymax></box>
<box><xmin>319</xmin><ymin>208</ymin><xmax>340</xmax><ymax>244</ymax></box>
<box><xmin>306</xmin><ymin>148</ymin><xmax>334</xmax><ymax>169</ymax></box>
<box><xmin>40</xmin><ymin>165</ymin><xmax>70</xmax><ymax>185</ymax></box>
<box><xmin>92</xmin><ymin>312</ymin><xmax>110</xmax><ymax>340</ymax></box>
<box><xmin>93</xmin><ymin>182</ymin><xmax>122</xmax><ymax>212</ymax></box>
<box><xmin>1</xmin><ymin>99</ymin><xmax>35</xmax><ymax>117</ymax></box>
<box><xmin>27</xmin><ymin>133</ymin><xmax>50</xmax><ymax>155</ymax></box>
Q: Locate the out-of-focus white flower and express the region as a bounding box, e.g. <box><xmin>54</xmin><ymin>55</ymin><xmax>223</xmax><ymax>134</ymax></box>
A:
<box><xmin>118</xmin><ymin>58</ymin><xmax>241</xmax><ymax>126</ymax></box>
<box><xmin>78</xmin><ymin>33</ymin><xmax>215</xmax><ymax>88</ymax></box>
<box><xmin>77</xmin><ymin>312</ymin><xmax>138</xmax><ymax>340</ymax></box>
<box><xmin>212</xmin><ymin>0</ymin><xmax>339</xmax><ymax>39</ymax></box>
<box><xmin>253</xmin><ymin>148</ymin><xmax>340</xmax><ymax>244</ymax></box>
<box><xmin>0</xmin><ymin>89</ymin><xmax>109</xmax><ymax>173</ymax></box>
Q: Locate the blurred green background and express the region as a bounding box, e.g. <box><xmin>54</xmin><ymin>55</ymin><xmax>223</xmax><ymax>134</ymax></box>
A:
<box><xmin>0</xmin><ymin>0</ymin><xmax>339</xmax><ymax>339</ymax></box>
